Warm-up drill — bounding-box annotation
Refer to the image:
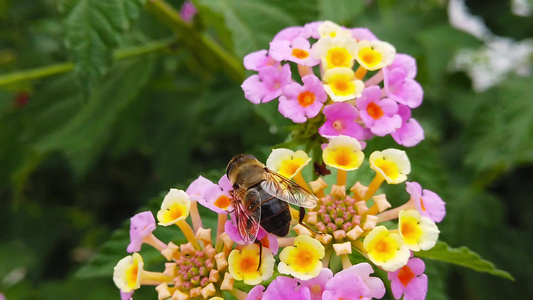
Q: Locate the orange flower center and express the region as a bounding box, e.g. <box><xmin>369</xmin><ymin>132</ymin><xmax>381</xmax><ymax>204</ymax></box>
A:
<box><xmin>398</xmin><ymin>265</ymin><xmax>415</xmax><ymax>286</ymax></box>
<box><xmin>298</xmin><ymin>91</ymin><xmax>316</xmax><ymax>107</ymax></box>
<box><xmin>168</xmin><ymin>204</ymin><xmax>185</xmax><ymax>220</ymax></box>
<box><xmin>280</xmin><ymin>160</ymin><xmax>302</xmax><ymax>178</ymax></box>
<box><xmin>126</xmin><ymin>263</ymin><xmax>138</xmax><ymax>286</ymax></box>
<box><xmin>292</xmin><ymin>48</ymin><xmax>309</xmax><ymax>59</ymax></box>
<box><xmin>327</xmin><ymin>48</ymin><xmax>351</xmax><ymax>68</ymax></box>
<box><xmin>334</xmin><ymin>149</ymin><xmax>352</xmax><ymax>167</ymax></box>
<box><xmin>375</xmin><ymin>159</ymin><xmax>399</xmax><ymax>179</ymax></box>
<box><xmin>401</xmin><ymin>220</ymin><xmax>419</xmax><ymax>240</ymax></box>
<box><xmin>214</xmin><ymin>195</ymin><xmax>231</xmax><ymax>209</ymax></box>
<box><xmin>240</xmin><ymin>256</ymin><xmax>259</xmax><ymax>273</ymax></box>
<box><xmin>420</xmin><ymin>197</ymin><xmax>426</xmax><ymax>211</ymax></box>
<box><xmin>334</xmin><ymin>80</ymin><xmax>349</xmax><ymax>92</ymax></box>
<box><xmin>375</xmin><ymin>239</ymin><xmax>391</xmax><ymax>253</ymax></box>
<box><xmin>260</xmin><ymin>235</ymin><xmax>270</xmax><ymax>249</ymax></box>
<box><xmin>359</xmin><ymin>47</ymin><xmax>382</xmax><ymax>68</ymax></box>
<box><xmin>294</xmin><ymin>248</ymin><xmax>314</xmax><ymax>268</ymax></box>
<box><xmin>367</xmin><ymin>102</ymin><xmax>384</xmax><ymax>119</ymax></box>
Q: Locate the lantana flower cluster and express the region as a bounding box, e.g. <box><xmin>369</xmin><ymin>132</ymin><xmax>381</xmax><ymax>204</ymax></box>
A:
<box><xmin>241</xmin><ymin>20</ymin><xmax>424</xmax><ymax>147</ymax></box>
<box><xmin>112</xmin><ymin>19</ymin><xmax>445</xmax><ymax>300</ymax></box>
<box><xmin>113</xmin><ymin>135</ymin><xmax>445</xmax><ymax>300</ymax></box>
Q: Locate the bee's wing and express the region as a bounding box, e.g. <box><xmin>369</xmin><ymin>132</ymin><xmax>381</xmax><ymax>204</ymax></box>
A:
<box><xmin>260</xmin><ymin>169</ymin><xmax>318</xmax><ymax>208</ymax></box>
<box><xmin>232</xmin><ymin>188</ymin><xmax>261</xmax><ymax>244</ymax></box>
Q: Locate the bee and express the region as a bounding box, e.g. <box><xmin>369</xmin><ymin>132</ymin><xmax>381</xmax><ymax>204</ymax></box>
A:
<box><xmin>226</xmin><ymin>154</ymin><xmax>319</xmax><ymax>268</ymax></box>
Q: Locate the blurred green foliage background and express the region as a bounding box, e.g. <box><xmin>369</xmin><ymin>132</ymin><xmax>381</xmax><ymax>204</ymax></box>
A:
<box><xmin>0</xmin><ymin>0</ymin><xmax>531</xmax><ymax>299</ymax></box>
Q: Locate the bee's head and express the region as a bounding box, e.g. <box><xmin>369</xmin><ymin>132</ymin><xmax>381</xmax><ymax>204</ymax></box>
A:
<box><xmin>226</xmin><ymin>154</ymin><xmax>258</xmax><ymax>178</ymax></box>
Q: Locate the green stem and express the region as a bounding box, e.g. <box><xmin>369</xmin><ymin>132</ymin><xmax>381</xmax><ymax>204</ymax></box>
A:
<box><xmin>0</xmin><ymin>0</ymin><xmax>245</xmax><ymax>86</ymax></box>
<box><xmin>0</xmin><ymin>38</ymin><xmax>176</xmax><ymax>87</ymax></box>
<box><xmin>147</xmin><ymin>0</ymin><xmax>244</xmax><ymax>82</ymax></box>
<box><xmin>0</xmin><ymin>63</ymin><xmax>73</xmax><ymax>86</ymax></box>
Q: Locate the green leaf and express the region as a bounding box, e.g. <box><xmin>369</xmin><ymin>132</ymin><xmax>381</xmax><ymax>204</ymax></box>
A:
<box><xmin>196</xmin><ymin>0</ymin><xmax>298</xmax><ymax>59</ymax></box>
<box><xmin>463</xmin><ymin>76</ymin><xmax>533</xmax><ymax>180</ymax></box>
<box><xmin>417</xmin><ymin>24</ymin><xmax>481</xmax><ymax>98</ymax></box>
<box><xmin>266</xmin><ymin>0</ymin><xmax>319</xmax><ymax>24</ymax></box>
<box><xmin>62</xmin><ymin>0</ymin><xmax>145</xmax><ymax>94</ymax></box>
<box><xmin>34</xmin><ymin>57</ymin><xmax>154</xmax><ymax>177</ymax></box>
<box><xmin>318</xmin><ymin>0</ymin><xmax>365</xmax><ymax>25</ymax></box>
<box><xmin>415</xmin><ymin>241</ymin><xmax>514</xmax><ymax>280</ymax></box>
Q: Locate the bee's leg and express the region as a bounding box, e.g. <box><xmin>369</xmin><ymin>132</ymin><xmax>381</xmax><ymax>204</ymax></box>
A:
<box><xmin>254</xmin><ymin>239</ymin><xmax>263</xmax><ymax>271</ymax></box>
<box><xmin>298</xmin><ymin>207</ymin><xmax>325</xmax><ymax>235</ymax></box>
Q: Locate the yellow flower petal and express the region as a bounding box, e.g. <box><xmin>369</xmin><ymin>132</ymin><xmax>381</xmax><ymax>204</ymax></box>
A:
<box><xmin>322</xmin><ymin>135</ymin><xmax>365</xmax><ymax>171</ymax></box>
<box><xmin>228</xmin><ymin>244</ymin><xmax>274</xmax><ymax>285</ymax></box>
<box><xmin>312</xmin><ymin>36</ymin><xmax>358</xmax><ymax>70</ymax></box>
<box><xmin>363</xmin><ymin>226</ymin><xmax>409</xmax><ymax>272</ymax></box>
<box><xmin>157</xmin><ymin>189</ymin><xmax>191</xmax><ymax>226</ymax></box>
<box><xmin>113</xmin><ymin>253</ymin><xmax>144</xmax><ymax>293</ymax></box>
<box><xmin>399</xmin><ymin>210</ymin><xmax>440</xmax><ymax>251</ymax></box>
<box><xmin>317</xmin><ymin>21</ymin><xmax>353</xmax><ymax>39</ymax></box>
<box><xmin>278</xmin><ymin>235</ymin><xmax>325</xmax><ymax>280</ymax></box>
<box><xmin>266</xmin><ymin>148</ymin><xmax>311</xmax><ymax>179</ymax></box>
<box><xmin>355</xmin><ymin>40</ymin><xmax>396</xmax><ymax>71</ymax></box>
<box><xmin>322</xmin><ymin>68</ymin><xmax>364</xmax><ymax>102</ymax></box>
<box><xmin>369</xmin><ymin>149</ymin><xmax>410</xmax><ymax>184</ymax></box>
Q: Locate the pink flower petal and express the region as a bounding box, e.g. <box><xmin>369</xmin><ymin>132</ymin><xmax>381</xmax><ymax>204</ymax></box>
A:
<box><xmin>242</xmin><ymin>75</ymin><xmax>267</xmax><ymax>104</ymax></box>
<box><xmin>127</xmin><ymin>211</ymin><xmax>156</xmax><ymax>253</ymax></box>
<box><xmin>407</xmin><ymin>257</ymin><xmax>426</xmax><ymax>275</ymax></box>
<box><xmin>186</xmin><ymin>175</ymin><xmax>215</xmax><ymax>201</ymax></box>
<box><xmin>336</xmin><ymin>263</ymin><xmax>386</xmax><ymax>299</ymax></box>
<box><xmin>120</xmin><ymin>291</ymin><xmax>134</xmax><ymax>300</ymax></box>
<box><xmin>269</xmin><ymin>40</ymin><xmax>291</xmax><ymax>62</ymax></box>
<box><xmin>403</xmin><ymin>275</ymin><xmax>428</xmax><ymax>300</ymax></box>
<box><xmin>299</xmin><ymin>268</ymin><xmax>334</xmax><ymax>300</ymax></box>
<box><xmin>421</xmin><ymin>189</ymin><xmax>446</xmax><ymax>223</ymax></box>
<box><xmin>217</xmin><ymin>175</ymin><xmax>232</xmax><ymax>192</ymax></box>
<box><xmin>246</xmin><ymin>285</ymin><xmax>265</xmax><ymax>300</ymax></box>
<box><xmin>384</xmin><ymin>68</ymin><xmax>423</xmax><ymax>108</ymax></box>
<box><xmin>273</xmin><ymin>26</ymin><xmax>304</xmax><ymax>42</ymax></box>
<box><xmin>259</xmin><ymin>65</ymin><xmax>292</xmax><ymax>103</ymax></box>
<box><xmin>323</xmin><ymin>273</ymin><xmax>369</xmax><ymax>300</ymax></box>
<box><xmin>279</xmin><ymin>96</ymin><xmax>307</xmax><ymax>123</ymax></box>
<box><xmin>263</xmin><ymin>276</ymin><xmax>311</xmax><ymax>300</ymax></box>
<box><xmin>392</xmin><ymin>117</ymin><xmax>424</xmax><ymax>147</ymax></box>
<box><xmin>351</xmin><ymin>27</ymin><xmax>378</xmax><ymax>41</ymax></box>
<box><xmin>388</xmin><ymin>53</ymin><xmax>417</xmax><ymax>79</ymax></box>
<box><xmin>225</xmin><ymin>219</ymin><xmax>245</xmax><ymax>244</ymax></box>
<box><xmin>302</xmin><ymin>21</ymin><xmax>323</xmax><ymax>39</ymax></box>
<box><xmin>406</xmin><ymin>181</ymin><xmax>446</xmax><ymax>223</ymax></box>
<box><xmin>244</xmin><ymin>50</ymin><xmax>269</xmax><ymax>71</ymax></box>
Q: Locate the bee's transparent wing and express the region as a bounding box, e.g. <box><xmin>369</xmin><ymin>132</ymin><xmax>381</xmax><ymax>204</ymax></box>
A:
<box><xmin>233</xmin><ymin>188</ymin><xmax>261</xmax><ymax>244</ymax></box>
<box><xmin>261</xmin><ymin>169</ymin><xmax>318</xmax><ymax>208</ymax></box>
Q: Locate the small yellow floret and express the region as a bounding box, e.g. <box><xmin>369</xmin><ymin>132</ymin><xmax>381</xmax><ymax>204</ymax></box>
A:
<box><xmin>157</xmin><ymin>189</ymin><xmax>191</xmax><ymax>226</ymax></box>
<box><xmin>355</xmin><ymin>40</ymin><xmax>396</xmax><ymax>71</ymax></box>
<box><xmin>326</xmin><ymin>47</ymin><xmax>353</xmax><ymax>69</ymax></box>
<box><xmin>322</xmin><ymin>68</ymin><xmax>364</xmax><ymax>102</ymax></box>
<box><xmin>278</xmin><ymin>235</ymin><xmax>325</xmax><ymax>280</ymax></box>
<box><xmin>322</xmin><ymin>135</ymin><xmax>364</xmax><ymax>171</ymax></box>
<box><xmin>369</xmin><ymin>149</ymin><xmax>410</xmax><ymax>184</ymax></box>
<box><xmin>228</xmin><ymin>244</ymin><xmax>274</xmax><ymax>285</ymax></box>
<box><xmin>312</xmin><ymin>35</ymin><xmax>358</xmax><ymax>71</ymax></box>
<box><xmin>363</xmin><ymin>226</ymin><xmax>409</xmax><ymax>272</ymax></box>
<box><xmin>317</xmin><ymin>21</ymin><xmax>353</xmax><ymax>39</ymax></box>
<box><xmin>113</xmin><ymin>253</ymin><xmax>144</xmax><ymax>293</ymax></box>
<box><xmin>266</xmin><ymin>149</ymin><xmax>311</xmax><ymax>179</ymax></box>
<box><xmin>398</xmin><ymin>210</ymin><xmax>440</xmax><ymax>251</ymax></box>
